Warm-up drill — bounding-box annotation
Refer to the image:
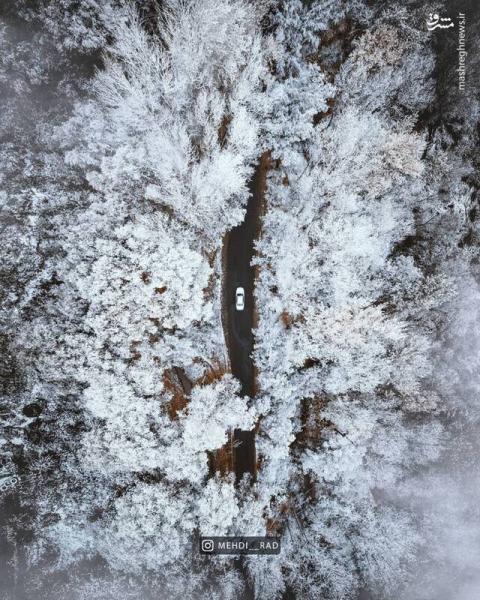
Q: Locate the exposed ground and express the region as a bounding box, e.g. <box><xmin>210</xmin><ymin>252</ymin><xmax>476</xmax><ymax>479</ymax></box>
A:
<box><xmin>222</xmin><ymin>152</ymin><xmax>271</xmax><ymax>482</ymax></box>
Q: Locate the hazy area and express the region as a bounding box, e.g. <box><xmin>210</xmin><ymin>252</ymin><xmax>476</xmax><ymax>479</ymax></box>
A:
<box><xmin>1</xmin><ymin>1</ymin><xmax>479</xmax><ymax>599</ymax></box>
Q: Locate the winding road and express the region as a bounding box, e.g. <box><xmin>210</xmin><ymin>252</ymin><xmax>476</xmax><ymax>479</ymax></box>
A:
<box><xmin>223</xmin><ymin>155</ymin><xmax>268</xmax><ymax>482</ymax></box>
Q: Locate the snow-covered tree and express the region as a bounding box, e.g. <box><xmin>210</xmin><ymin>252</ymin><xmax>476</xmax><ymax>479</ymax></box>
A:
<box><xmin>1</xmin><ymin>0</ymin><xmax>479</xmax><ymax>599</ymax></box>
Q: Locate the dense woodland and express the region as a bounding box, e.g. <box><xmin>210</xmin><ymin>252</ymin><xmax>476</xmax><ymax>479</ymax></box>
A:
<box><xmin>1</xmin><ymin>1</ymin><xmax>479</xmax><ymax>599</ymax></box>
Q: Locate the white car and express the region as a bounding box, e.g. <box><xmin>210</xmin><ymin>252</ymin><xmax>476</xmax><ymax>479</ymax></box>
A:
<box><xmin>235</xmin><ymin>287</ymin><xmax>245</xmax><ymax>310</ymax></box>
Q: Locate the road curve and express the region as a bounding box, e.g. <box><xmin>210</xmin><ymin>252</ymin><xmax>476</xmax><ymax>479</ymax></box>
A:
<box><xmin>223</xmin><ymin>155</ymin><xmax>268</xmax><ymax>482</ymax></box>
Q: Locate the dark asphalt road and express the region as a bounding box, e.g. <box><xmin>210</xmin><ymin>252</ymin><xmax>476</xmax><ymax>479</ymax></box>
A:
<box><xmin>223</xmin><ymin>159</ymin><xmax>265</xmax><ymax>482</ymax></box>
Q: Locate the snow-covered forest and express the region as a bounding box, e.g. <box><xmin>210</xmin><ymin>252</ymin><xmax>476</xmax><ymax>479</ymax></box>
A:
<box><xmin>1</xmin><ymin>1</ymin><xmax>479</xmax><ymax>599</ymax></box>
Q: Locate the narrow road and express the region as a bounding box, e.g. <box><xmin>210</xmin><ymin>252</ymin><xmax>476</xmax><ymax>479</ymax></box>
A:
<box><xmin>223</xmin><ymin>154</ymin><xmax>268</xmax><ymax>482</ymax></box>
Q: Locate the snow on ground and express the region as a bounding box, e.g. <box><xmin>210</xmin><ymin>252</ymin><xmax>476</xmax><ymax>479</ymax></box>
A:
<box><xmin>247</xmin><ymin>1</ymin><xmax>480</xmax><ymax>598</ymax></box>
<box><xmin>1</xmin><ymin>1</ymin><xmax>479</xmax><ymax>599</ymax></box>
